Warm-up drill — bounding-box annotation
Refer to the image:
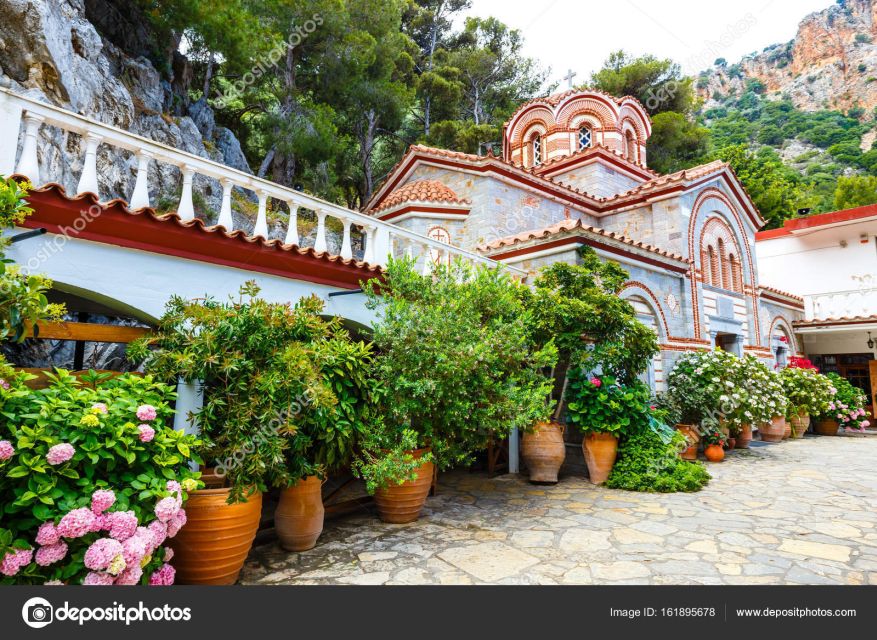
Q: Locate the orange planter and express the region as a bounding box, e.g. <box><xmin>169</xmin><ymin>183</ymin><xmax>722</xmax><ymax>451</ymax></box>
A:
<box><xmin>170</xmin><ymin>488</ymin><xmax>262</xmax><ymax>585</ymax></box>
<box><xmin>581</xmin><ymin>432</ymin><xmax>618</xmax><ymax>485</ymax></box>
<box><xmin>815</xmin><ymin>419</ymin><xmax>839</xmax><ymax>436</ymax></box>
<box><xmin>674</xmin><ymin>424</ymin><xmax>699</xmax><ymax>460</ymax></box>
<box><xmin>374</xmin><ymin>448</ymin><xmax>434</xmax><ymax>524</ymax></box>
<box><xmin>275</xmin><ymin>476</ymin><xmax>324</xmax><ymax>551</ymax></box>
<box><xmin>704</xmin><ymin>444</ymin><xmax>725</xmax><ymax>462</ymax></box>
<box><xmin>760</xmin><ymin>416</ymin><xmax>786</xmax><ymax>443</ymax></box>
<box><xmin>736</xmin><ymin>423</ymin><xmax>752</xmax><ymax>449</ymax></box>
<box><xmin>790</xmin><ymin>414</ymin><xmax>810</xmax><ymax>438</ymax></box>
<box><xmin>521</xmin><ymin>422</ymin><xmax>566</xmax><ymax>483</ymax></box>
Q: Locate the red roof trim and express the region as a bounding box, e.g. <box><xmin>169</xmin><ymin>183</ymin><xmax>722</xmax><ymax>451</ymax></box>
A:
<box><xmin>757</xmin><ymin>203</ymin><xmax>877</xmax><ymax>241</ymax></box>
<box><xmin>22</xmin><ymin>183</ymin><xmax>380</xmax><ymax>290</ymax></box>
<box><xmin>377</xmin><ymin>204</ymin><xmax>470</xmax><ymax>221</ymax></box>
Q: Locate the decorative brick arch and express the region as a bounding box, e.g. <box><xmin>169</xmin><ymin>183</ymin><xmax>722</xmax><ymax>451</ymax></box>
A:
<box><xmin>768</xmin><ymin>315</ymin><xmax>801</xmax><ymax>354</ymax></box>
<box><xmin>620</xmin><ymin>281</ymin><xmax>670</xmax><ymax>341</ymax></box>
<box><xmin>619</xmin><ymin>116</ymin><xmax>647</xmax><ymax>144</ymax></box>
<box><xmin>699</xmin><ymin>216</ymin><xmax>744</xmax><ymax>291</ymax></box>
<box><xmin>556</xmin><ymin>94</ymin><xmax>618</xmax><ymax>129</ymax></box>
<box><xmin>508</xmin><ymin>108</ymin><xmax>554</xmax><ymax>152</ymax></box>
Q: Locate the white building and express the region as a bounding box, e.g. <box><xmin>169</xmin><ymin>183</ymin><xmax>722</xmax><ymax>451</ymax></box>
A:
<box><xmin>756</xmin><ymin>203</ymin><xmax>877</xmax><ymax>416</ymax></box>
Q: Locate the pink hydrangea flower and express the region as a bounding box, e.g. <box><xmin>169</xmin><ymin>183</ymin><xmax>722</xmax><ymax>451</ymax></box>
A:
<box><xmin>0</xmin><ymin>548</ymin><xmax>33</xmax><ymax>576</ymax></box>
<box><xmin>0</xmin><ymin>440</ymin><xmax>13</xmax><ymax>461</ymax></box>
<box><xmin>589</xmin><ymin>377</ymin><xmax>602</xmax><ymax>387</ymax></box>
<box><xmin>106</xmin><ymin>510</ymin><xmax>138</xmax><ymax>541</ymax></box>
<box><xmin>91</xmin><ymin>489</ymin><xmax>116</xmax><ymax>514</ymax></box>
<box><xmin>162</xmin><ymin>547</ymin><xmax>174</xmax><ymax>562</ymax></box>
<box><xmin>83</xmin><ymin>571</ymin><xmax>114</xmax><ymax>586</ymax></box>
<box><xmin>148</xmin><ymin>563</ymin><xmax>176</xmax><ymax>586</ymax></box>
<box><xmin>35</xmin><ymin>542</ymin><xmax>67</xmax><ymax>566</ymax></box>
<box><xmin>154</xmin><ymin>497</ymin><xmax>179</xmax><ymax>523</ymax></box>
<box><xmin>115</xmin><ymin>564</ymin><xmax>143</xmax><ymax>586</ymax></box>
<box><xmin>148</xmin><ymin>520</ymin><xmax>168</xmax><ymax>547</ymax></box>
<box><xmin>35</xmin><ymin>521</ymin><xmax>60</xmax><ymax>546</ymax></box>
<box><xmin>166</xmin><ymin>480</ymin><xmax>182</xmax><ymax>494</ymax></box>
<box><xmin>122</xmin><ymin>534</ymin><xmax>149</xmax><ymax>567</ymax></box>
<box><xmin>0</xmin><ymin>379</ymin><xmax>9</xmax><ymax>390</ymax></box>
<box><xmin>863</xmin><ymin>421</ymin><xmax>871</xmax><ymax>428</ymax></box>
<box><xmin>136</xmin><ymin>405</ymin><xmax>157</xmax><ymax>421</ymax></box>
<box><xmin>57</xmin><ymin>508</ymin><xmax>97</xmax><ymax>539</ymax></box>
<box><xmin>84</xmin><ymin>538</ymin><xmax>124</xmax><ymax>571</ymax></box>
<box><xmin>91</xmin><ymin>402</ymin><xmax>109</xmax><ymax>414</ymax></box>
<box><xmin>46</xmin><ymin>443</ymin><xmax>75</xmax><ymax>465</ymax></box>
<box><xmin>166</xmin><ymin>509</ymin><xmax>187</xmax><ymax>538</ymax></box>
<box><xmin>138</xmin><ymin>424</ymin><xmax>155</xmax><ymax>443</ymax></box>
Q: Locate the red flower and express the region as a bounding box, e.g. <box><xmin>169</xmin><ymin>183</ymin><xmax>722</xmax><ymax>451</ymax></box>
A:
<box><xmin>590</xmin><ymin>377</ymin><xmax>602</xmax><ymax>388</ymax></box>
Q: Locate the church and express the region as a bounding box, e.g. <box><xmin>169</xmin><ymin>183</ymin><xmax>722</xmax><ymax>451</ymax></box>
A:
<box><xmin>364</xmin><ymin>89</ymin><xmax>806</xmax><ymax>389</ymax></box>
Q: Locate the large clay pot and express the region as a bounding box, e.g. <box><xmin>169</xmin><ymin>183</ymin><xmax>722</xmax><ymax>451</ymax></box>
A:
<box><xmin>374</xmin><ymin>448</ymin><xmax>434</xmax><ymax>524</ymax></box>
<box><xmin>782</xmin><ymin>420</ymin><xmax>792</xmax><ymax>440</ymax></box>
<box><xmin>727</xmin><ymin>437</ymin><xmax>736</xmax><ymax>450</ymax></box>
<box><xmin>522</xmin><ymin>421</ymin><xmax>566</xmax><ymax>483</ymax></box>
<box><xmin>170</xmin><ymin>488</ymin><xmax>262</xmax><ymax>585</ymax></box>
<box><xmin>581</xmin><ymin>432</ymin><xmax>618</xmax><ymax>485</ymax></box>
<box><xmin>704</xmin><ymin>444</ymin><xmax>725</xmax><ymax>462</ymax></box>
<box><xmin>275</xmin><ymin>476</ymin><xmax>324</xmax><ymax>551</ymax></box>
<box><xmin>736</xmin><ymin>423</ymin><xmax>752</xmax><ymax>449</ymax></box>
<box><xmin>760</xmin><ymin>416</ymin><xmax>786</xmax><ymax>443</ymax></box>
<box><xmin>674</xmin><ymin>424</ymin><xmax>699</xmax><ymax>461</ymax></box>
<box><xmin>815</xmin><ymin>419</ymin><xmax>839</xmax><ymax>436</ymax></box>
<box><xmin>791</xmin><ymin>413</ymin><xmax>810</xmax><ymax>438</ymax></box>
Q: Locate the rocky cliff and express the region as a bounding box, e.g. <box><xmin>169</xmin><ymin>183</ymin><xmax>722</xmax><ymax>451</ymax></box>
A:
<box><xmin>699</xmin><ymin>0</ymin><xmax>877</xmax><ymax>113</ymax></box>
<box><xmin>0</xmin><ymin>0</ymin><xmax>252</xmax><ymax>220</ymax></box>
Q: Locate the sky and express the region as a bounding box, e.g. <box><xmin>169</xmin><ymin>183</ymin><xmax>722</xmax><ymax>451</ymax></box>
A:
<box><xmin>462</xmin><ymin>0</ymin><xmax>831</xmax><ymax>88</ymax></box>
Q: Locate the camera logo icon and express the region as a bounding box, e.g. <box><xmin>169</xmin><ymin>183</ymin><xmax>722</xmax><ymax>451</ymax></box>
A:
<box><xmin>22</xmin><ymin>597</ymin><xmax>53</xmax><ymax>629</ymax></box>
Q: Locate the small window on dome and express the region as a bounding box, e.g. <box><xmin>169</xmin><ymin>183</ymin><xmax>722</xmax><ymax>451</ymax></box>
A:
<box><xmin>531</xmin><ymin>134</ymin><xmax>542</xmax><ymax>166</ymax></box>
<box><xmin>578</xmin><ymin>126</ymin><xmax>592</xmax><ymax>151</ymax></box>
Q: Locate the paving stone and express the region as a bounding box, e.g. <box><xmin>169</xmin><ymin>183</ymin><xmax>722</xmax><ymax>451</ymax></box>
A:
<box><xmin>778</xmin><ymin>540</ymin><xmax>852</xmax><ymax>563</ymax></box>
<box><xmin>510</xmin><ymin>530</ymin><xmax>555</xmax><ymax>547</ymax></box>
<box><xmin>438</xmin><ymin>542</ymin><xmax>539</xmax><ymax>582</ymax></box>
<box><xmin>590</xmin><ymin>561</ymin><xmax>651</xmax><ymax>580</ymax></box>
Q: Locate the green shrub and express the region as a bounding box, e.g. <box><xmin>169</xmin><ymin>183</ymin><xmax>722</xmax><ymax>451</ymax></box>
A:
<box><xmin>605</xmin><ymin>424</ymin><xmax>710</xmax><ymax>493</ymax></box>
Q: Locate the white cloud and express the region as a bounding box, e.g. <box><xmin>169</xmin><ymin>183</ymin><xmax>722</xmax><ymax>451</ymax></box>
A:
<box><xmin>461</xmin><ymin>0</ymin><xmax>830</xmax><ymax>88</ymax></box>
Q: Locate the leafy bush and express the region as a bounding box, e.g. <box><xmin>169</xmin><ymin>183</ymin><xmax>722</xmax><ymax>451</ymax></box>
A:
<box><xmin>566</xmin><ymin>370</ymin><xmax>652</xmax><ymax>437</ymax></box>
<box><xmin>779</xmin><ymin>366</ymin><xmax>835</xmax><ymax>418</ymax></box>
<box><xmin>605</xmin><ymin>423</ymin><xmax>710</xmax><ymax>493</ymax></box>
<box><xmin>0</xmin><ymin>364</ymin><xmax>201</xmax><ymax>584</ymax></box>
<box><xmin>362</xmin><ymin>257</ymin><xmax>555</xmax><ymax>478</ymax></box>
<box><xmin>822</xmin><ymin>372</ymin><xmax>871</xmax><ymax>431</ymax></box>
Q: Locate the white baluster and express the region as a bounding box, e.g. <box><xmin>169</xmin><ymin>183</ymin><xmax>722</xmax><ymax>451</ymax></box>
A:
<box><xmin>177</xmin><ymin>166</ymin><xmax>195</xmax><ymax>221</ymax></box>
<box><xmin>0</xmin><ymin>87</ymin><xmax>23</xmax><ymax>177</ymax></box>
<box><xmin>387</xmin><ymin>231</ymin><xmax>396</xmax><ymax>262</ymax></box>
<box><xmin>76</xmin><ymin>132</ymin><xmax>103</xmax><ymax>197</ymax></box>
<box><xmin>284</xmin><ymin>203</ymin><xmax>300</xmax><ymax>245</ymax></box>
<box><xmin>314</xmin><ymin>209</ymin><xmax>328</xmax><ymax>253</ymax></box>
<box><xmin>16</xmin><ymin>113</ymin><xmax>44</xmax><ymax>184</ymax></box>
<box><xmin>422</xmin><ymin>244</ymin><xmax>432</xmax><ymax>275</ymax></box>
<box><xmin>216</xmin><ymin>178</ymin><xmax>233</xmax><ymax>229</ymax></box>
<box><xmin>129</xmin><ymin>151</ymin><xmax>152</xmax><ymax>210</ymax></box>
<box><xmin>253</xmin><ymin>190</ymin><xmax>269</xmax><ymax>238</ymax></box>
<box><xmin>362</xmin><ymin>225</ymin><xmax>376</xmax><ymax>264</ymax></box>
<box><xmin>405</xmin><ymin>242</ymin><xmax>414</xmax><ymax>261</ymax></box>
<box><xmin>340</xmin><ymin>217</ymin><xmax>353</xmax><ymax>260</ymax></box>
<box><xmin>374</xmin><ymin>226</ymin><xmax>391</xmax><ymax>265</ymax></box>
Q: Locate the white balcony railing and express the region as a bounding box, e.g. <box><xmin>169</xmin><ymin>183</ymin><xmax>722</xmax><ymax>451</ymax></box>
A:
<box><xmin>804</xmin><ymin>288</ymin><xmax>877</xmax><ymax>321</ymax></box>
<box><xmin>0</xmin><ymin>86</ymin><xmax>523</xmax><ymax>277</ymax></box>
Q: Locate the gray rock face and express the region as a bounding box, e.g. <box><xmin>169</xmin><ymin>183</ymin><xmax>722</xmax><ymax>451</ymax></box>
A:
<box><xmin>0</xmin><ymin>0</ymin><xmax>253</xmax><ymax>215</ymax></box>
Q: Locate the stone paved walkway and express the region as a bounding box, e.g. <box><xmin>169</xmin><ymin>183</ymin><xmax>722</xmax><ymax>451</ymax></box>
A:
<box><xmin>240</xmin><ymin>435</ymin><xmax>877</xmax><ymax>585</ymax></box>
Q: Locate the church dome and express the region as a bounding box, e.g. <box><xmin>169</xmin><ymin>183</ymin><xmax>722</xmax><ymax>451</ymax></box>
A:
<box><xmin>373</xmin><ymin>179</ymin><xmax>468</xmax><ymax>212</ymax></box>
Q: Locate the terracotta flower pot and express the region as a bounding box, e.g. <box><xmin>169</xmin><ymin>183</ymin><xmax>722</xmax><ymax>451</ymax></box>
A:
<box><xmin>170</xmin><ymin>488</ymin><xmax>262</xmax><ymax>585</ymax></box>
<box><xmin>760</xmin><ymin>416</ymin><xmax>786</xmax><ymax>443</ymax></box>
<box><xmin>727</xmin><ymin>437</ymin><xmax>736</xmax><ymax>450</ymax></box>
<box><xmin>374</xmin><ymin>448</ymin><xmax>434</xmax><ymax>524</ymax></box>
<box><xmin>815</xmin><ymin>419</ymin><xmax>839</xmax><ymax>436</ymax></box>
<box><xmin>782</xmin><ymin>420</ymin><xmax>792</xmax><ymax>440</ymax></box>
<box><xmin>736</xmin><ymin>423</ymin><xmax>752</xmax><ymax>449</ymax></box>
<box><xmin>521</xmin><ymin>421</ymin><xmax>566</xmax><ymax>483</ymax></box>
<box><xmin>790</xmin><ymin>413</ymin><xmax>810</xmax><ymax>438</ymax></box>
<box><xmin>581</xmin><ymin>432</ymin><xmax>618</xmax><ymax>485</ymax></box>
<box><xmin>275</xmin><ymin>476</ymin><xmax>324</xmax><ymax>551</ymax></box>
<box><xmin>674</xmin><ymin>424</ymin><xmax>699</xmax><ymax>461</ymax></box>
<box><xmin>704</xmin><ymin>444</ymin><xmax>725</xmax><ymax>462</ymax></box>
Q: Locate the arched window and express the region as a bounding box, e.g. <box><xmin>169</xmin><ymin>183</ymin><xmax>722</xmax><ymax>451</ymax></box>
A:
<box><xmin>718</xmin><ymin>238</ymin><xmax>729</xmax><ymax>289</ymax></box>
<box><xmin>707</xmin><ymin>246</ymin><xmax>719</xmax><ymax>286</ymax></box>
<box><xmin>625</xmin><ymin>130</ymin><xmax>637</xmax><ymax>163</ymax></box>
<box><xmin>428</xmin><ymin>226</ymin><xmax>451</xmax><ymax>265</ymax></box>
<box><xmin>578</xmin><ymin>126</ymin><xmax>592</xmax><ymax>151</ymax></box>
<box><xmin>701</xmin><ymin>217</ymin><xmax>745</xmax><ymax>293</ymax></box>
<box><xmin>729</xmin><ymin>254</ymin><xmax>743</xmax><ymax>292</ymax></box>
<box><xmin>531</xmin><ymin>134</ymin><xmax>542</xmax><ymax>166</ymax></box>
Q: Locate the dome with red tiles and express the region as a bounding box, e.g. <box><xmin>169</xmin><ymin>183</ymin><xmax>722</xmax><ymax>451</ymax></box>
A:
<box><xmin>372</xmin><ymin>179</ymin><xmax>468</xmax><ymax>212</ymax></box>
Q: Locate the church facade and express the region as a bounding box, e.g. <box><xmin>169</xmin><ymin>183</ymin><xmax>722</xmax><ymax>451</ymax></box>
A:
<box><xmin>365</xmin><ymin>89</ymin><xmax>805</xmax><ymax>389</ymax></box>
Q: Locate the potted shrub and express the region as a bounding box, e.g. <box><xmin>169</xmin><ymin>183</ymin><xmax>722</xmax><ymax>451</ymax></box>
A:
<box><xmin>0</xmin><ymin>363</ymin><xmax>200</xmax><ymax>585</ymax></box>
<box><xmin>565</xmin><ymin>370</ymin><xmax>652</xmax><ymax>484</ymax></box>
<box><xmin>815</xmin><ymin>373</ymin><xmax>871</xmax><ymax>435</ymax></box>
<box><xmin>701</xmin><ymin>428</ymin><xmax>727</xmax><ymax>462</ymax></box>
<box><xmin>129</xmin><ymin>283</ymin><xmax>347</xmax><ymax>580</ymax></box>
<box><xmin>779</xmin><ymin>362</ymin><xmax>834</xmax><ymax>437</ymax></box>
<box><xmin>361</xmin><ymin>258</ymin><xmax>555</xmax><ymax>520</ymax></box>
<box><xmin>736</xmin><ymin>355</ymin><xmax>787</xmax><ymax>443</ymax></box>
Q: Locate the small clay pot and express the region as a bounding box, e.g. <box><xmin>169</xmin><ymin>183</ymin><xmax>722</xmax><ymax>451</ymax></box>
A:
<box><xmin>170</xmin><ymin>488</ymin><xmax>262</xmax><ymax>585</ymax></box>
<box><xmin>790</xmin><ymin>413</ymin><xmax>810</xmax><ymax>438</ymax></box>
<box><xmin>814</xmin><ymin>419</ymin><xmax>839</xmax><ymax>436</ymax></box>
<box><xmin>581</xmin><ymin>432</ymin><xmax>619</xmax><ymax>485</ymax></box>
<box><xmin>521</xmin><ymin>421</ymin><xmax>566</xmax><ymax>483</ymax></box>
<box><xmin>275</xmin><ymin>476</ymin><xmax>324</xmax><ymax>551</ymax></box>
<box><xmin>674</xmin><ymin>424</ymin><xmax>699</xmax><ymax>460</ymax></box>
<box><xmin>760</xmin><ymin>416</ymin><xmax>786</xmax><ymax>443</ymax></box>
<box><xmin>726</xmin><ymin>437</ymin><xmax>736</xmax><ymax>450</ymax></box>
<box><xmin>704</xmin><ymin>444</ymin><xmax>725</xmax><ymax>462</ymax></box>
<box><xmin>736</xmin><ymin>423</ymin><xmax>752</xmax><ymax>449</ymax></box>
<box><xmin>374</xmin><ymin>448</ymin><xmax>434</xmax><ymax>524</ymax></box>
